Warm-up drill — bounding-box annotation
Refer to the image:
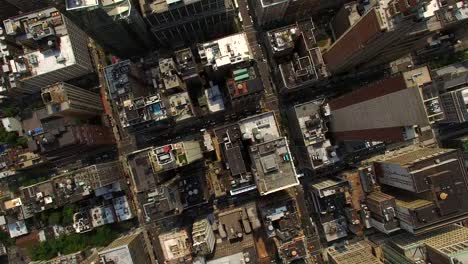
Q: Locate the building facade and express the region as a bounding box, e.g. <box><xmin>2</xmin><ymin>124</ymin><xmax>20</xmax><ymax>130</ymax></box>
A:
<box><xmin>139</xmin><ymin>0</ymin><xmax>236</xmax><ymax>47</ymax></box>
<box><xmin>329</xmin><ymin>67</ymin><xmax>434</xmax><ymax>142</ymax></box>
<box><xmin>41</xmin><ymin>82</ymin><xmax>103</xmax><ymax>117</ymax></box>
<box><xmin>440</xmin><ymin>87</ymin><xmax>468</xmax><ymax>123</ymax></box>
<box><xmin>99</xmin><ymin>231</ymin><xmax>152</xmax><ymax>264</ymax></box>
<box><xmin>2</xmin><ymin>8</ymin><xmax>94</xmax><ymax>94</ymax></box>
<box><xmin>323</xmin><ymin>0</ymin><xmax>467</xmax><ymax>74</ymax></box>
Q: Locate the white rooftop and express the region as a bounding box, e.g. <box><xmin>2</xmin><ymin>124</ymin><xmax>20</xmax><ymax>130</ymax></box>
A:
<box><xmin>25</xmin><ymin>35</ymin><xmax>76</xmax><ymax>77</ymax></box>
<box><xmin>239</xmin><ymin>112</ymin><xmax>280</xmax><ymax>142</ymax></box>
<box><xmin>418</xmin><ymin>0</ymin><xmax>440</xmax><ymax>18</ymax></box>
<box><xmin>199</xmin><ymin>33</ymin><xmax>252</xmax><ymax>69</ymax></box>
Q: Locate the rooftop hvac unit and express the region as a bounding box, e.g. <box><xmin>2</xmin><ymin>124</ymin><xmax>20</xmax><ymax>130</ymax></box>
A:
<box><xmin>56</xmin><ymin>56</ymin><xmax>66</xmax><ymax>63</ymax></box>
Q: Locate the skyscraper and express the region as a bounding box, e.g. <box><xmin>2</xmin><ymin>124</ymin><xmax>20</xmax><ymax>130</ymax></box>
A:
<box><xmin>63</xmin><ymin>0</ymin><xmax>153</xmax><ymax>57</ymax></box>
<box><xmin>41</xmin><ymin>82</ymin><xmax>103</xmax><ymax>117</ymax></box>
<box><xmin>2</xmin><ymin>8</ymin><xmax>94</xmax><ymax>94</ymax></box>
<box><xmin>254</xmin><ymin>0</ymin><xmax>344</xmax><ymax>27</ymax></box>
<box><xmin>139</xmin><ymin>0</ymin><xmax>236</xmax><ymax>47</ymax></box>
<box><xmin>329</xmin><ymin>67</ymin><xmax>434</xmax><ymax>142</ymax></box>
<box><xmin>440</xmin><ymin>87</ymin><xmax>468</xmax><ymax>123</ymax></box>
<box><xmin>371</xmin><ymin>147</ymin><xmax>468</xmax><ymax>234</ymax></box>
<box><xmin>98</xmin><ymin>231</ymin><xmax>152</xmax><ymax>264</ymax></box>
<box><xmin>323</xmin><ymin>0</ymin><xmax>468</xmax><ymax>74</ymax></box>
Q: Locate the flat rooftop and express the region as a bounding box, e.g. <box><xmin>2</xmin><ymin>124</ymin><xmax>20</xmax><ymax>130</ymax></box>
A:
<box><xmin>3</xmin><ymin>8</ymin><xmax>78</xmax><ymax>79</ymax></box>
<box><xmin>239</xmin><ymin>112</ymin><xmax>280</xmax><ymax>143</ymax></box>
<box><xmin>377</xmin><ymin>147</ymin><xmax>452</xmax><ymax>166</ymax></box>
<box><xmin>227</xmin><ymin>67</ymin><xmax>263</xmax><ymax>99</ymax></box>
<box><xmin>113</xmin><ymin>195</ymin><xmax>133</xmax><ymax>222</ymax></box>
<box><xmin>327</xmin><ymin>240</ymin><xmax>382</xmax><ymax>264</ymax></box>
<box><xmin>104</xmin><ymin>60</ymin><xmax>132</xmax><ymax>100</ymax></box>
<box><xmin>198</xmin><ymin>33</ymin><xmax>252</xmax><ymax>69</ymax></box>
<box><xmin>267</xmin><ymin>24</ymin><xmax>298</xmax><ymax>53</ymax></box>
<box><xmin>8</xmin><ymin>220</ymin><xmax>28</xmax><ymax>238</ymax></box>
<box><xmin>159</xmin><ymin>229</ymin><xmax>191</xmax><ymax>262</ymax></box>
<box><xmin>99</xmin><ymin>232</ymin><xmax>142</xmax><ymax>263</ymax></box>
<box><xmin>205</xmin><ymin>85</ymin><xmax>225</xmax><ymax>113</ymax></box>
<box><xmin>159</xmin><ymin>58</ymin><xmax>183</xmax><ymax>90</ymax></box>
<box><xmin>149</xmin><ymin>140</ymin><xmax>202</xmax><ymax>173</ymax></box>
<box><xmin>250</xmin><ymin>137</ymin><xmax>298</xmax><ymax>195</ymax></box>
<box><xmin>167</xmin><ymin>92</ymin><xmax>194</xmax><ymax>122</ymax></box>
<box><xmin>90</xmin><ymin>205</ymin><xmax>116</xmax><ymax>227</ymax></box>
<box><xmin>294</xmin><ymin>101</ymin><xmax>338</xmax><ymax>169</ymax></box>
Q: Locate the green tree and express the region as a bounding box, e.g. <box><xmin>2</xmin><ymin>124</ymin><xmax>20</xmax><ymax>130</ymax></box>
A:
<box><xmin>48</xmin><ymin>212</ymin><xmax>62</xmax><ymax>226</ymax></box>
<box><xmin>0</xmin><ymin>231</ymin><xmax>13</xmax><ymax>246</ymax></box>
<box><xmin>16</xmin><ymin>137</ymin><xmax>28</xmax><ymax>147</ymax></box>
<box><xmin>2</xmin><ymin>107</ymin><xmax>18</xmax><ymax>117</ymax></box>
<box><xmin>62</xmin><ymin>204</ymin><xmax>77</xmax><ymax>225</ymax></box>
<box><xmin>90</xmin><ymin>226</ymin><xmax>117</xmax><ymax>247</ymax></box>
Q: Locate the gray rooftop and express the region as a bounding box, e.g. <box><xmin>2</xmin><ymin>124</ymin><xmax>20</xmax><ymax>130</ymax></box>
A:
<box><xmin>250</xmin><ymin>137</ymin><xmax>298</xmax><ymax>195</ymax></box>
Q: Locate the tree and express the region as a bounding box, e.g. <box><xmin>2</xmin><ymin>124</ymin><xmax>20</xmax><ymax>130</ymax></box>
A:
<box><xmin>90</xmin><ymin>226</ymin><xmax>117</xmax><ymax>247</ymax></box>
<box><xmin>2</xmin><ymin>106</ymin><xmax>18</xmax><ymax>117</ymax></box>
<box><xmin>0</xmin><ymin>231</ymin><xmax>13</xmax><ymax>246</ymax></box>
<box><xmin>48</xmin><ymin>212</ymin><xmax>62</xmax><ymax>226</ymax></box>
<box><xmin>16</xmin><ymin>137</ymin><xmax>28</xmax><ymax>147</ymax></box>
<box><xmin>62</xmin><ymin>204</ymin><xmax>77</xmax><ymax>226</ymax></box>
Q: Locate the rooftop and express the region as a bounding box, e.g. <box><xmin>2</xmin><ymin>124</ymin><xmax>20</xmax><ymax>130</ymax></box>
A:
<box><xmin>90</xmin><ymin>205</ymin><xmax>116</xmax><ymax>227</ymax></box>
<box><xmin>141</xmin><ymin>176</ymin><xmax>182</xmax><ymax>222</ymax></box>
<box><xmin>198</xmin><ymin>33</ymin><xmax>252</xmax><ymax>70</ymax></box>
<box><xmin>113</xmin><ymin>195</ymin><xmax>133</xmax><ymax>222</ymax></box>
<box><xmin>227</xmin><ymin>66</ymin><xmax>263</xmax><ymax>99</ymax></box>
<box><xmin>159</xmin><ymin>58</ymin><xmax>184</xmax><ymax>90</ymax></box>
<box><xmin>266</xmin><ymin>19</ymin><xmax>327</xmax><ymax>90</ymax></box>
<box><xmin>389</xmin><ymin>224</ymin><xmax>468</xmax><ymax>253</ymax></box>
<box><xmin>104</xmin><ymin>60</ymin><xmax>169</xmax><ymax>129</ymax></box>
<box><xmin>377</xmin><ymin>147</ymin><xmax>452</xmax><ymax>166</ymax></box>
<box><xmin>205</xmin><ymin>85</ymin><xmax>225</xmax><ymax>113</ymax></box>
<box><xmin>167</xmin><ymin>92</ymin><xmax>194</xmax><ymax>122</ymax></box>
<box><xmin>51</xmin><ymin>161</ymin><xmax>124</xmax><ymax>204</ymax></box>
<box><xmin>19</xmin><ymin>180</ymin><xmax>55</xmax><ymax>213</ymax></box>
<box><xmin>73</xmin><ymin>211</ymin><xmax>92</xmax><ymax>233</ymax></box>
<box><xmin>267</xmin><ymin>24</ymin><xmax>298</xmax><ymax>54</ymax></box>
<box><xmin>149</xmin><ymin>140</ymin><xmax>202</xmax><ymax>173</ymax></box>
<box><xmin>66</xmin><ymin>0</ymin><xmax>132</xmax><ymax>19</ymax></box>
<box><xmin>144</xmin><ymin>0</ymin><xmax>201</xmax><ymax>14</ymax></box>
<box><xmin>66</xmin><ymin>0</ymin><xmax>99</xmax><ymax>10</ymax></box>
<box><xmin>213</xmin><ymin>124</ymin><xmax>256</xmax><ymax>195</ymax></box>
<box><xmin>218</xmin><ymin>207</ymin><xmax>252</xmax><ymax>241</ymax></box>
<box><xmin>3</xmin><ymin>8</ymin><xmax>78</xmax><ymax>80</ymax></box>
<box><xmin>259</xmin><ymin>197</ymin><xmax>302</xmax><ymax>241</ymax></box>
<box><xmin>435</xmin><ymin>0</ymin><xmax>468</xmax><ymax>27</ymax></box>
<box><xmin>8</xmin><ymin>220</ymin><xmax>28</xmax><ymax>238</ymax></box>
<box><xmin>327</xmin><ymin>240</ymin><xmax>382</xmax><ymax>264</ymax></box>
<box><xmin>127</xmin><ymin>148</ymin><xmax>157</xmax><ymax>193</ymax></box>
<box><xmin>207</xmin><ymin>252</ymin><xmax>249</xmax><ymax>264</ymax></box>
<box><xmin>174</xmin><ymin>48</ymin><xmax>198</xmax><ymax>80</ymax></box>
<box><xmin>99</xmin><ymin>231</ymin><xmax>143</xmax><ymax>263</ymax></box>
<box><xmin>294</xmin><ymin>101</ymin><xmax>339</xmax><ymax>169</ymax></box>
<box><xmin>250</xmin><ymin>137</ymin><xmax>298</xmax><ymax>196</ymax></box>
<box><xmin>238</xmin><ymin>112</ymin><xmax>280</xmax><ymax>143</ymax></box>
<box><xmin>159</xmin><ymin>229</ymin><xmax>192</xmax><ymax>263</ymax></box>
